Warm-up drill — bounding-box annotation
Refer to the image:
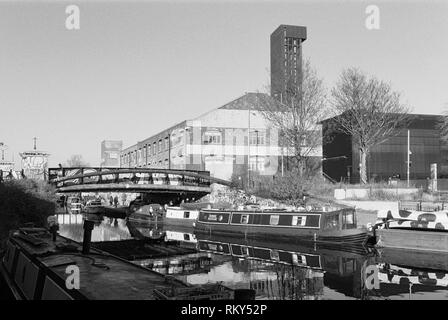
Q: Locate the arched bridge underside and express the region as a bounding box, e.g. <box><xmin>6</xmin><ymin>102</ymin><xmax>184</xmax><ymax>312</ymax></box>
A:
<box><xmin>48</xmin><ymin>168</ymin><xmax>232</xmax><ymax>198</ymax></box>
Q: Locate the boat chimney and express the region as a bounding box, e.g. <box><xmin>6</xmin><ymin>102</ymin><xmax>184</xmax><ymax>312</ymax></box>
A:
<box><xmin>82</xmin><ymin>220</ymin><xmax>95</xmax><ymax>254</ymax></box>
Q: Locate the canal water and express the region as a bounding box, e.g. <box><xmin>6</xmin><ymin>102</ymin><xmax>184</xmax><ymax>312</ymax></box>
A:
<box><xmin>57</xmin><ymin>213</ymin><xmax>448</xmax><ymax>300</ymax></box>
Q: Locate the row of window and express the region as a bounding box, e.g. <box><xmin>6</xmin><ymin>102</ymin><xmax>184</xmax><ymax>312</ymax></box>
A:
<box><xmin>203</xmin><ymin>131</ymin><xmax>266</xmax><ymax>146</ymax></box>
<box><xmin>121</xmin><ymin>136</ymin><xmax>170</xmax><ymax>165</ymax></box>
<box><xmin>240</xmin><ymin>214</ymin><xmax>307</xmax><ymax>226</ymax></box>
<box><xmin>205</xmin><ymin>213</ymin><xmax>307</xmax><ymax>226</ymax></box>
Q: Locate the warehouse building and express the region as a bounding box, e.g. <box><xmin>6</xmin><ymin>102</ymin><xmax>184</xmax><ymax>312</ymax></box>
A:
<box><xmin>321</xmin><ymin>113</ymin><xmax>447</xmax><ymax>184</ymax></box>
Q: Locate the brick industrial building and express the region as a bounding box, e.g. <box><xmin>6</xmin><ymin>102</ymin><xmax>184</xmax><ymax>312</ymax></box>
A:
<box><xmin>120</xmin><ymin>25</ymin><xmax>322</xmax><ymax>184</ymax></box>
<box><xmin>120</xmin><ymin>93</ymin><xmax>322</xmax><ymax>183</ymax></box>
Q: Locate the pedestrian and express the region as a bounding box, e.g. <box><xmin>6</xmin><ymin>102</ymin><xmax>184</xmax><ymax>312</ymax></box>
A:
<box><xmin>114</xmin><ymin>195</ymin><xmax>119</xmax><ymax>208</ymax></box>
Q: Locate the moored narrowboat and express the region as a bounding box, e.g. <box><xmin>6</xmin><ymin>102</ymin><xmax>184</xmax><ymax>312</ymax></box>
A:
<box><xmin>0</xmin><ymin>227</ymin><xmax>241</xmax><ymax>300</ymax></box>
<box><xmin>374</xmin><ymin>207</ymin><xmax>448</xmax><ymax>252</ymax></box>
<box><xmin>194</xmin><ymin>207</ymin><xmax>368</xmax><ymax>245</ymax></box>
<box><xmin>164</xmin><ymin>206</ymin><xmax>199</xmax><ymax>227</ymax></box>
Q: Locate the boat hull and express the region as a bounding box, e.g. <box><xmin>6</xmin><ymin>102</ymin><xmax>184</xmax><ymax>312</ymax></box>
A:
<box><xmin>194</xmin><ymin>221</ymin><xmax>368</xmax><ymax>245</ymax></box>
<box><xmin>375</xmin><ymin>228</ymin><xmax>448</xmax><ymax>252</ymax></box>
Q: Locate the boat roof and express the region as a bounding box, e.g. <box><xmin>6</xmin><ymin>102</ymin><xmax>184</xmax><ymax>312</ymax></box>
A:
<box><xmin>200</xmin><ymin>208</ymin><xmax>350</xmax><ymax>215</ymax></box>
<box><xmin>8</xmin><ymin>228</ymin><xmax>191</xmax><ymax>300</ymax></box>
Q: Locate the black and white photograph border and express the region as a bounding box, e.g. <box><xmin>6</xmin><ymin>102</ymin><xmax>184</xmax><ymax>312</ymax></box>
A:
<box><xmin>1</xmin><ymin>0</ymin><xmax>448</xmax><ymax>305</ymax></box>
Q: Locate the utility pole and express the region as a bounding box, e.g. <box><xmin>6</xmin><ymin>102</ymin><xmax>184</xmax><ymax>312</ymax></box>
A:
<box><xmin>33</xmin><ymin>137</ymin><xmax>37</xmax><ymax>150</ymax></box>
<box><xmin>407</xmin><ymin>130</ymin><xmax>411</xmax><ymax>187</ymax></box>
<box><xmin>247</xmin><ymin>93</ymin><xmax>251</xmax><ymax>188</ymax></box>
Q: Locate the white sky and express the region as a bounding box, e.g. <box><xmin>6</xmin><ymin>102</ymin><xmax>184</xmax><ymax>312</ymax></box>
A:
<box><xmin>0</xmin><ymin>0</ymin><xmax>447</xmax><ymax>167</ymax></box>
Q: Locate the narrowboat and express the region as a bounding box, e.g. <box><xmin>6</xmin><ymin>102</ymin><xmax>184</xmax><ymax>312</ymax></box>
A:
<box><xmin>164</xmin><ymin>206</ymin><xmax>199</xmax><ymax>227</ymax></box>
<box><xmin>0</xmin><ymin>226</ymin><xmax>241</xmax><ymax>300</ymax></box>
<box><xmin>127</xmin><ymin>203</ymin><xmax>164</xmax><ymax>222</ymax></box>
<box><xmin>374</xmin><ymin>206</ymin><xmax>448</xmax><ymax>252</ymax></box>
<box><xmin>193</xmin><ymin>207</ymin><xmax>368</xmax><ymax>245</ymax></box>
<box><xmin>83</xmin><ymin>199</ymin><xmax>104</xmax><ymax>215</ymax></box>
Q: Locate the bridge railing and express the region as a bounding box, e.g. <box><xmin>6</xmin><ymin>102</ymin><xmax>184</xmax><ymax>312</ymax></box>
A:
<box><xmin>48</xmin><ymin>167</ymin><xmax>231</xmax><ymax>190</ymax></box>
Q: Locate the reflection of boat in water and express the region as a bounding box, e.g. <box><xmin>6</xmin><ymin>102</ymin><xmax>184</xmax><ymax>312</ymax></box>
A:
<box><xmin>196</xmin><ymin>234</ymin><xmax>371</xmax><ymax>271</ymax></box>
<box><xmin>164</xmin><ymin>230</ymin><xmax>197</xmax><ymax>244</ymax></box>
<box><xmin>133</xmin><ymin>253</ymin><xmax>214</xmax><ymax>276</ymax></box>
<box><xmin>194</xmin><ymin>208</ymin><xmax>368</xmax><ymax>245</ymax></box>
<box><xmin>377</xmin><ymin>263</ymin><xmax>448</xmax><ymax>287</ymax></box>
<box><xmin>376</xmin><ymin>247</ymin><xmax>448</xmax><ymax>272</ymax></box>
<box><xmin>372</xmin><ymin>247</ymin><xmax>448</xmax><ymax>298</ymax></box>
<box><xmin>126</xmin><ymin>220</ymin><xmax>165</xmax><ymax>240</ymax></box>
<box><xmin>194</xmin><ymin>233</ymin><xmax>373</xmax><ymax>299</ymax></box>
<box><xmin>127</xmin><ymin>204</ymin><xmax>164</xmax><ymax>222</ymax></box>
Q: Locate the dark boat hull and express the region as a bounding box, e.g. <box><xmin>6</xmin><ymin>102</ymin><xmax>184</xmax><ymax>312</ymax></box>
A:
<box><xmin>194</xmin><ymin>221</ymin><xmax>368</xmax><ymax>245</ymax></box>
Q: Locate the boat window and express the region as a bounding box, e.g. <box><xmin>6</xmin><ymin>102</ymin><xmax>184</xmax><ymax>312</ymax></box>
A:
<box><xmin>218</xmin><ymin>215</ymin><xmax>223</xmax><ymax>222</ymax></box>
<box><xmin>292</xmin><ymin>254</ymin><xmax>306</xmax><ymax>266</ymax></box>
<box><xmin>240</xmin><ymin>215</ymin><xmax>249</xmax><ymax>224</ymax></box>
<box><xmin>292</xmin><ymin>216</ymin><xmax>307</xmax><ymax>226</ymax></box>
<box><xmin>184</xmin><ymin>211</ymin><xmax>190</xmax><ymax>219</ymax></box>
<box><xmin>270</xmin><ymin>250</ymin><xmax>280</xmax><ymax>261</ymax></box>
<box><xmin>241</xmin><ymin>246</ymin><xmax>250</xmax><ymax>256</ymax></box>
<box><xmin>269</xmin><ymin>215</ymin><xmax>280</xmax><ymax>225</ymax></box>
<box><xmin>208</xmin><ymin>214</ymin><xmax>217</xmax><ymax>221</ymax></box>
<box><xmin>344</xmin><ymin>211</ymin><xmax>354</xmax><ymax>224</ymax></box>
<box><xmin>183</xmin><ymin>234</ymin><xmax>190</xmax><ymax>241</ymax></box>
<box><xmin>325</xmin><ymin>215</ymin><xmax>339</xmax><ymax>229</ymax></box>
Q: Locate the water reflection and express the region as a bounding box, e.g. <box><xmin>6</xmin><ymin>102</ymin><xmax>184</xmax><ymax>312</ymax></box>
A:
<box><xmin>57</xmin><ymin>214</ymin><xmax>448</xmax><ymax>300</ymax></box>
<box><xmin>57</xmin><ymin>213</ymin><xmax>133</xmax><ymax>242</ymax></box>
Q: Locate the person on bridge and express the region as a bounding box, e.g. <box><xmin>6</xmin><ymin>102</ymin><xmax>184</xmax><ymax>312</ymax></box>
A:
<box><xmin>114</xmin><ymin>195</ymin><xmax>119</xmax><ymax>208</ymax></box>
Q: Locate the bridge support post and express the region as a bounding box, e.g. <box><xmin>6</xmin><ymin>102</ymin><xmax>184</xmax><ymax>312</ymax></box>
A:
<box><xmin>82</xmin><ymin>220</ymin><xmax>95</xmax><ymax>255</ymax></box>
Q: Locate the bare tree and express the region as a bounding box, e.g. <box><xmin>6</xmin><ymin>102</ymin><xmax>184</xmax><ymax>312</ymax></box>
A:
<box><xmin>330</xmin><ymin>68</ymin><xmax>410</xmax><ymax>184</ymax></box>
<box><xmin>64</xmin><ymin>154</ymin><xmax>90</xmax><ymax>167</ymax></box>
<box><xmin>437</xmin><ymin>103</ymin><xmax>448</xmax><ymax>141</ymax></box>
<box><xmin>258</xmin><ymin>60</ymin><xmax>328</xmax><ymax>176</ymax></box>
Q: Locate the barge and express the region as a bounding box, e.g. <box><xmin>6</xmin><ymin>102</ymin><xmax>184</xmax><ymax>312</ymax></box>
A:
<box><xmin>164</xmin><ymin>206</ymin><xmax>199</xmax><ymax>228</ymax></box>
<box><xmin>194</xmin><ymin>207</ymin><xmax>368</xmax><ymax>245</ymax></box>
<box><xmin>0</xmin><ymin>226</ymin><xmax>237</xmax><ymax>300</ymax></box>
<box><xmin>374</xmin><ymin>206</ymin><xmax>448</xmax><ymax>252</ymax></box>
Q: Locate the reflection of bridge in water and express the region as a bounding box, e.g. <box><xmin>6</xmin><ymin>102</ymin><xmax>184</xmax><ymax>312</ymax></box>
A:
<box><xmin>48</xmin><ymin>167</ymin><xmax>232</xmax><ymax>203</ymax></box>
